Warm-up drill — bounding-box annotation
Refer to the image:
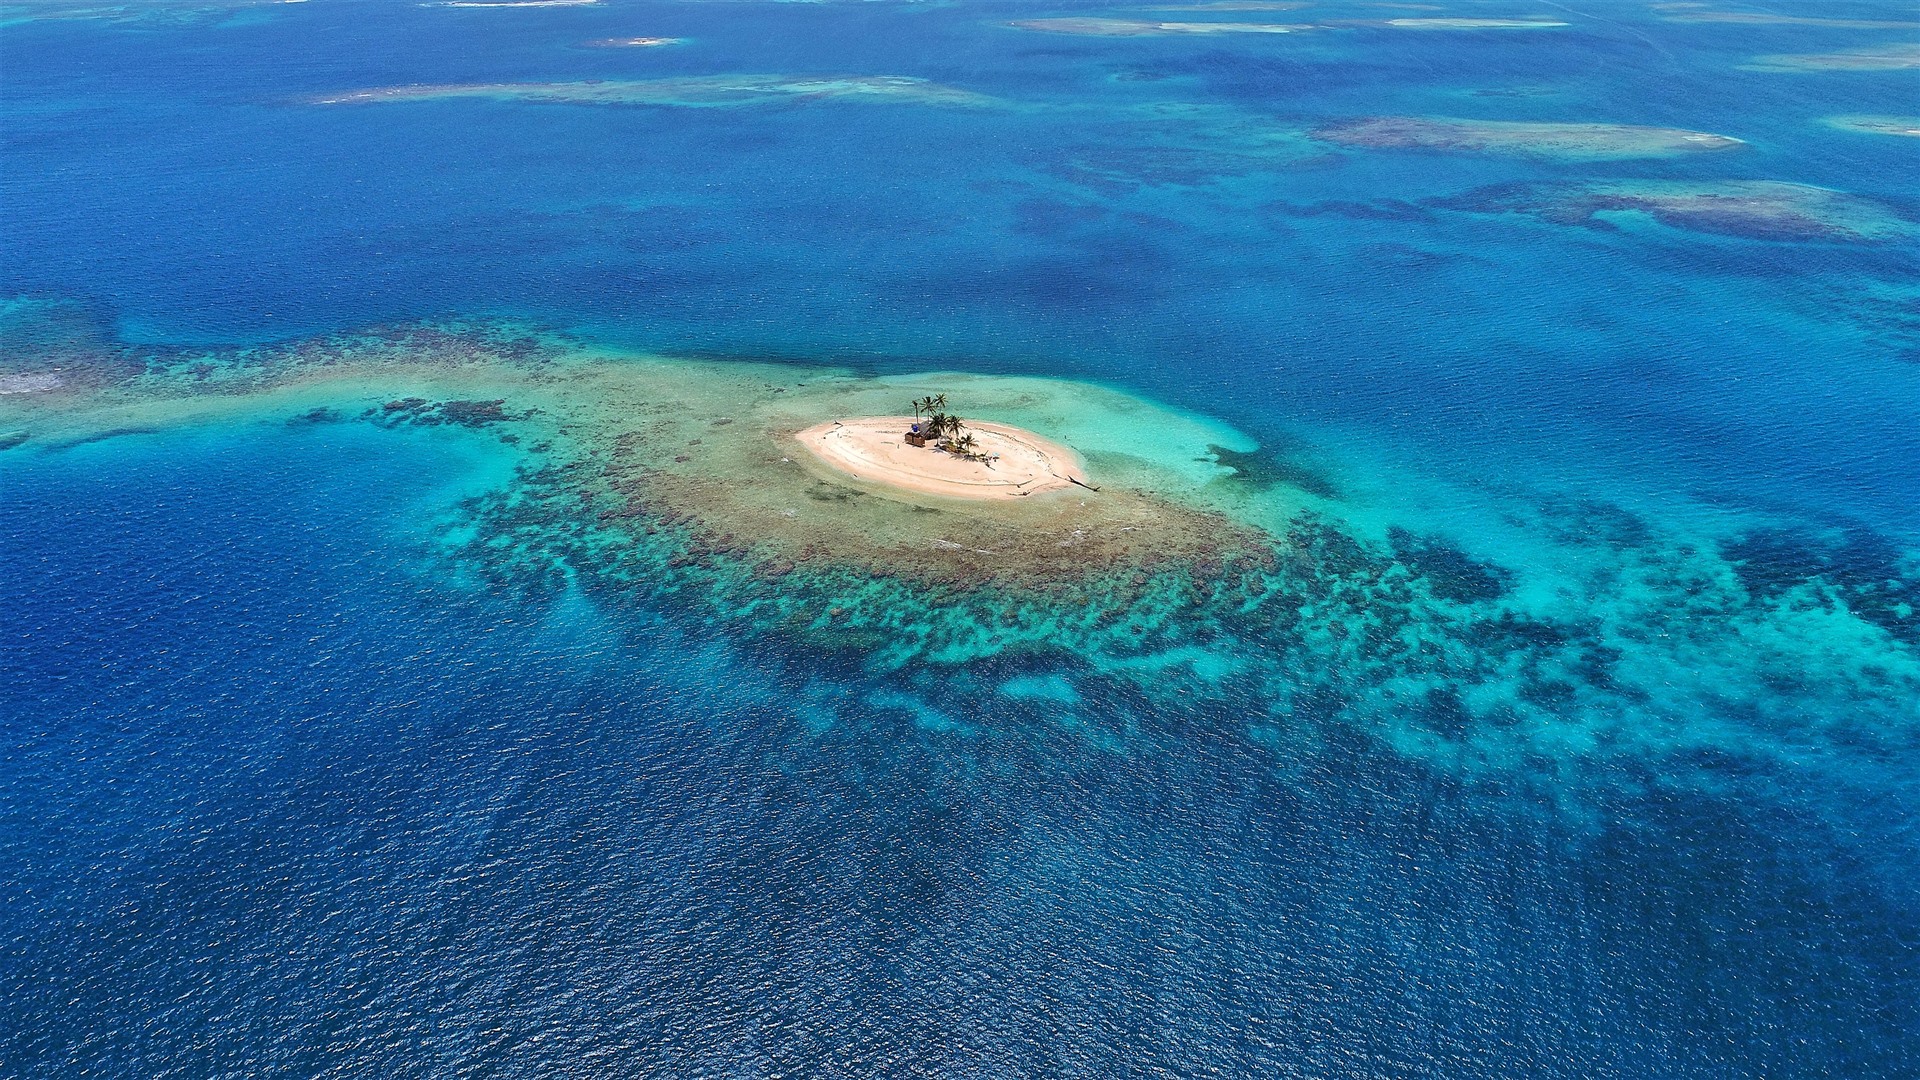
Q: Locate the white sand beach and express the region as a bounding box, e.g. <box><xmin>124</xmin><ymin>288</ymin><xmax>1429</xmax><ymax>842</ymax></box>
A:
<box><xmin>795</xmin><ymin>416</ymin><xmax>1085</xmax><ymax>501</ymax></box>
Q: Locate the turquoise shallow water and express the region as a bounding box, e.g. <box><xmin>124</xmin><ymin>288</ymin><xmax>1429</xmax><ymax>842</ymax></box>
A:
<box><xmin>3</xmin><ymin>1</ymin><xmax>1919</xmax><ymax>1075</ymax></box>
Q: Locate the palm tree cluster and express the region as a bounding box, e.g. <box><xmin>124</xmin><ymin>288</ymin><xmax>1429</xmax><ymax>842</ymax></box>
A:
<box><xmin>910</xmin><ymin>394</ymin><xmax>983</xmax><ymax>459</ymax></box>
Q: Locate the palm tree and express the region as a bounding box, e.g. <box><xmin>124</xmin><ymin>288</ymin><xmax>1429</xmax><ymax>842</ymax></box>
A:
<box><xmin>957</xmin><ymin>433</ymin><xmax>978</xmax><ymax>458</ymax></box>
<box><xmin>911</xmin><ymin>395</ymin><xmax>937</xmax><ymax>420</ymax></box>
<box><xmin>931</xmin><ymin>393</ymin><xmax>948</xmax><ymax>412</ymax></box>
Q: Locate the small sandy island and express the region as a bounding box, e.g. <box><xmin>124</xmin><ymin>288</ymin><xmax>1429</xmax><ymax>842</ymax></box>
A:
<box><xmin>797</xmin><ymin>416</ymin><xmax>1085</xmax><ymax>501</ymax></box>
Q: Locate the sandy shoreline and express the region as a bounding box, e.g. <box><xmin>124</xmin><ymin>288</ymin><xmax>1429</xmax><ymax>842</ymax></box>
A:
<box><xmin>796</xmin><ymin>416</ymin><xmax>1085</xmax><ymax>501</ymax></box>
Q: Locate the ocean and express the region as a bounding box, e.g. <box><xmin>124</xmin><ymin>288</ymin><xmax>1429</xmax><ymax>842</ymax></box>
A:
<box><xmin>2</xmin><ymin>1</ymin><xmax>1917</xmax><ymax>1075</ymax></box>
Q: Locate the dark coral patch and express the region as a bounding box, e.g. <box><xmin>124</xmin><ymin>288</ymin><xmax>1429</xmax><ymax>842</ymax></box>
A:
<box><xmin>437</xmin><ymin>399</ymin><xmax>513</xmax><ymax>427</ymax></box>
<box><xmin>1388</xmin><ymin>527</ymin><xmax>1512</xmax><ymax>603</ymax></box>
<box><xmin>1432</xmin><ymin>181</ymin><xmax>1913</xmax><ymax>244</ymax></box>
<box><xmin>1268</xmin><ymin>199</ymin><xmax>1433</xmax><ymax>223</ymax></box>
<box><xmin>1210</xmin><ymin>442</ymin><xmax>1340</xmax><ymax>499</ymax></box>
<box><xmin>288</xmin><ymin>407</ymin><xmax>344</xmax><ymax>426</ymax></box>
<box><xmin>0</xmin><ymin>297</ymin><xmax>147</xmax><ymax>389</ymax></box>
<box><xmin>1724</xmin><ymin>526</ymin><xmax>1920</xmax><ymax>645</ymax></box>
<box><xmin>365</xmin><ymin>397</ymin><xmax>522</xmax><ymax>429</ymax></box>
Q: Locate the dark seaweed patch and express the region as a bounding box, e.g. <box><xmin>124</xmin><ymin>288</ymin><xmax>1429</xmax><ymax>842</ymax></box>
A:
<box><xmin>1426</xmin><ymin>181</ymin><xmax>1555</xmax><ymax>217</ymax></box>
<box><xmin>1012</xmin><ymin>197</ymin><xmax>1108</xmax><ymax>239</ymax></box>
<box><xmin>364</xmin><ymin>397</ymin><xmax>520</xmax><ymax>429</ymax></box>
<box><xmin>0</xmin><ymin>297</ymin><xmax>147</xmax><ymax>385</ymax></box>
<box><xmin>1478</xmin><ymin>610</ymin><xmax>1572</xmax><ymax>650</ymax></box>
<box><xmin>1355</xmin><ymin>243</ymin><xmax>1459</xmax><ymax>271</ymax></box>
<box><xmin>1388</xmin><ymin>526</ymin><xmax>1512</xmax><ymax>603</ymax></box>
<box><xmin>1565</xmin><ymin>641</ymin><xmax>1627</xmax><ymax>696</ymax></box>
<box><xmin>1535</xmin><ymin>497</ymin><xmax>1652</xmax><ymax>549</ymax></box>
<box><xmin>436</xmin><ymin>399</ymin><xmax>512</xmax><ymax>427</ymax></box>
<box><xmin>1431</xmin><ymin>181</ymin><xmax>1890</xmax><ymax>243</ymax></box>
<box><xmin>1594</xmin><ymin>199</ymin><xmax>1835</xmax><ymax>243</ymax></box>
<box><xmin>0</xmin><ymin>295</ymin><xmax>118</xmax><ymax>360</ymax></box>
<box><xmin>1210</xmin><ymin>443</ymin><xmax>1340</xmax><ymax>499</ymax></box>
<box><xmin>908</xmin><ymin>251</ymin><xmax>1170</xmax><ymax>311</ymax></box>
<box><xmin>1268</xmin><ymin>199</ymin><xmax>1433</xmax><ymax>223</ymax></box>
<box><xmin>1519</xmin><ymin>677</ymin><xmax>1578</xmax><ymax>708</ymax></box>
<box><xmin>1284</xmin><ymin>512</ymin><xmax>1381</xmax><ymax>577</ymax></box>
<box><xmin>0</xmin><ymin>431</ymin><xmax>28</xmax><ymax>451</ymax></box>
<box><xmin>803</xmin><ymin>484</ymin><xmax>861</xmax><ymax>503</ymax></box>
<box><xmin>1470</xmin><ymin>87</ymin><xmax>1558</xmax><ymax>98</ymax></box>
<box><xmin>1034</xmin><ymin>147</ymin><xmax>1235</xmax><ymax>193</ymax></box>
<box><xmin>1724</xmin><ymin>526</ymin><xmax>1920</xmax><ymax>644</ymax></box>
<box><xmin>54</xmin><ymin>426</ymin><xmax>164</xmax><ymax>449</ymax></box>
<box><xmin>1417</xmin><ymin>687</ymin><xmax>1474</xmax><ymax>739</ymax></box>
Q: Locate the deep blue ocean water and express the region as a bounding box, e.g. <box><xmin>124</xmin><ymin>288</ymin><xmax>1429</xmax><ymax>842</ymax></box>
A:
<box><xmin>3</xmin><ymin>1</ymin><xmax>1919</xmax><ymax>1075</ymax></box>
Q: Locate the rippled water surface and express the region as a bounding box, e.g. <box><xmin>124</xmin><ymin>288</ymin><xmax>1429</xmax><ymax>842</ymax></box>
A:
<box><xmin>3</xmin><ymin>1</ymin><xmax>1917</xmax><ymax>1076</ymax></box>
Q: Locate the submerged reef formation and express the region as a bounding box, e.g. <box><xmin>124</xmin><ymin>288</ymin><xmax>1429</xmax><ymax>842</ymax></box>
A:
<box><xmin>1008</xmin><ymin>18</ymin><xmax>1314</xmax><ymax>36</ymax></box>
<box><xmin>1434</xmin><ymin>180</ymin><xmax>1918</xmax><ymax>243</ymax></box>
<box><xmin>1659</xmin><ymin>9</ymin><xmax>1918</xmax><ymax>29</ymax></box>
<box><xmin>0</xmin><ymin>296</ymin><xmax>149</xmax><ymax>397</ymax></box>
<box><xmin>1024</xmin><ymin>101</ymin><xmax>1327</xmax><ymax>193</ymax></box>
<box><xmin>1745</xmin><ymin>42</ymin><xmax>1920</xmax><ymax>73</ymax></box>
<box><xmin>431</xmin><ymin>0</ymin><xmax>598</xmax><ymax>6</ymax></box>
<box><xmin>4</xmin><ymin>309</ymin><xmax>1917</xmax><ymax>800</ymax></box>
<box><xmin>0</xmin><ymin>0</ymin><xmax>299</xmax><ymax>26</ymax></box>
<box><xmin>1009</xmin><ymin>14</ymin><xmax>1563</xmax><ymax>35</ymax></box>
<box><xmin>1826</xmin><ymin>115</ymin><xmax>1920</xmax><ymax>138</ymax></box>
<box><xmin>0</xmin><ymin>309</ymin><xmax>1262</xmax><ymax>595</ymax></box>
<box><xmin>584</xmin><ymin>36</ymin><xmax>685</xmax><ymax>48</ymax></box>
<box><xmin>1143</xmin><ymin>2</ymin><xmax>1311</xmax><ymax>10</ymax></box>
<box><xmin>314</xmin><ymin>75</ymin><xmax>996</xmax><ymax>110</ymax></box>
<box><xmin>1312</xmin><ymin>117</ymin><xmax>1745</xmax><ymax>160</ymax></box>
<box><xmin>1327</xmin><ymin>18</ymin><xmax>1567</xmax><ymax>30</ymax></box>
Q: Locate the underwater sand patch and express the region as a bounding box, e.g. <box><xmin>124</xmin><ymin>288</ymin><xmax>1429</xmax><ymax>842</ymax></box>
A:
<box><xmin>1313</xmin><ymin>116</ymin><xmax>1745</xmax><ymax>159</ymax></box>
